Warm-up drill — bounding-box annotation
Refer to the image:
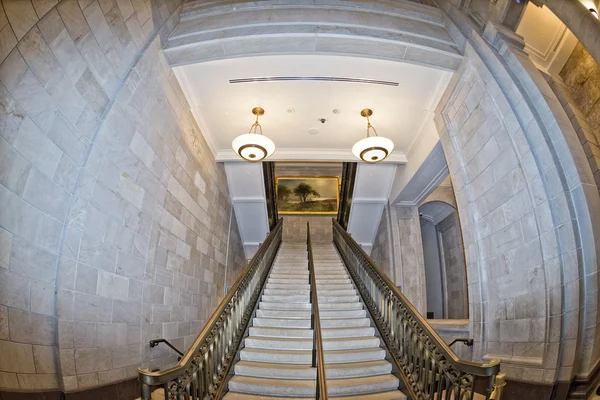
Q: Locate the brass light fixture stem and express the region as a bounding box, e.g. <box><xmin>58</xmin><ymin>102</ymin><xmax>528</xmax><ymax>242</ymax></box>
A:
<box><xmin>249</xmin><ymin>107</ymin><xmax>265</xmax><ymax>135</ymax></box>
<box><xmin>361</xmin><ymin>108</ymin><xmax>378</xmax><ymax>137</ymax></box>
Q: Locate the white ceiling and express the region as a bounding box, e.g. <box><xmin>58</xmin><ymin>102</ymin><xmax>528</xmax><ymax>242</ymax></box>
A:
<box><xmin>174</xmin><ymin>55</ymin><xmax>452</xmax><ymax>161</ymax></box>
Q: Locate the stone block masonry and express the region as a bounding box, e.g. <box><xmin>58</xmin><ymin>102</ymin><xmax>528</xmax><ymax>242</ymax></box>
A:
<box><xmin>0</xmin><ymin>0</ymin><xmax>245</xmax><ymax>393</ymax></box>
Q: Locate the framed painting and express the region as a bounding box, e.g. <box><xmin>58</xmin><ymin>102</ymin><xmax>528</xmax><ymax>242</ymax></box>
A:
<box><xmin>276</xmin><ymin>176</ymin><xmax>340</xmax><ymax>215</ymax></box>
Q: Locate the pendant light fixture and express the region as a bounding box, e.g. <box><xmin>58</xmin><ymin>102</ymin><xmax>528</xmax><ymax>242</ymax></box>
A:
<box><xmin>232</xmin><ymin>107</ymin><xmax>275</xmax><ymax>162</ymax></box>
<box><xmin>352</xmin><ymin>109</ymin><xmax>394</xmax><ymax>163</ymax></box>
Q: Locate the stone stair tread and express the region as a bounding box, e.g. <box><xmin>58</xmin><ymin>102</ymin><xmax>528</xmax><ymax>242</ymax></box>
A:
<box><xmin>246</xmin><ymin>336</ymin><xmax>379</xmax><ymax>343</ymax></box>
<box><xmin>229</xmin><ymin>374</ymin><xmax>396</xmax><ymax>387</ymax></box>
<box><xmin>223</xmin><ymin>390</ymin><xmax>407</xmax><ymax>400</ymax></box>
<box><xmin>228</xmin><ymin>374</ymin><xmax>399</xmax><ymax>396</ymax></box>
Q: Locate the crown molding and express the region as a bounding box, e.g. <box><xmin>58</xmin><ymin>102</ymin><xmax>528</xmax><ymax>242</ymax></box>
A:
<box><xmin>216</xmin><ymin>148</ymin><xmax>408</xmax><ymax>164</ymax></box>
<box><xmin>352</xmin><ymin>198</ymin><xmax>388</xmax><ymax>204</ymax></box>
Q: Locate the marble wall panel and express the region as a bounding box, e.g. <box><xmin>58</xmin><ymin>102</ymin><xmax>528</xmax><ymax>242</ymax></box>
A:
<box><xmin>0</xmin><ymin>0</ymin><xmax>245</xmax><ymax>392</ymax></box>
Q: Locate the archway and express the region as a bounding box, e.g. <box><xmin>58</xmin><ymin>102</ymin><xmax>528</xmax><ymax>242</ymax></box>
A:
<box><xmin>419</xmin><ymin>201</ymin><xmax>468</xmax><ymax>319</ymax></box>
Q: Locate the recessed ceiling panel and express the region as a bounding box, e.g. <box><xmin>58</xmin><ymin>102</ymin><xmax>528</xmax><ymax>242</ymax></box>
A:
<box><xmin>174</xmin><ymin>55</ymin><xmax>451</xmax><ymax>157</ymax></box>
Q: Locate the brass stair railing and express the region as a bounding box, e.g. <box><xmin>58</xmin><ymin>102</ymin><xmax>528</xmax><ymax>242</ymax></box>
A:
<box><xmin>307</xmin><ymin>222</ymin><xmax>328</xmax><ymax>399</ymax></box>
<box><xmin>332</xmin><ymin>219</ymin><xmax>503</xmax><ymax>400</ymax></box>
<box><xmin>138</xmin><ymin>219</ymin><xmax>283</xmax><ymax>400</ymax></box>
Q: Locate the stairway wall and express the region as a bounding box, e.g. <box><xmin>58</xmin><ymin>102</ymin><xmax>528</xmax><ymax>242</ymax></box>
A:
<box><xmin>0</xmin><ymin>0</ymin><xmax>245</xmax><ymax>393</ymax></box>
<box><xmin>431</xmin><ymin>7</ymin><xmax>600</xmax><ymax>389</ymax></box>
<box><xmin>282</xmin><ymin>216</ymin><xmax>332</xmax><ymax>244</ymax></box>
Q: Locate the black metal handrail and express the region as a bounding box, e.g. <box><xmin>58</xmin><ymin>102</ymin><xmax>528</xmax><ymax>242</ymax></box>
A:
<box><xmin>263</xmin><ymin>161</ymin><xmax>278</xmax><ymax>230</ymax></box>
<box><xmin>307</xmin><ymin>222</ymin><xmax>328</xmax><ymax>399</ymax></box>
<box><xmin>332</xmin><ymin>218</ymin><xmax>502</xmax><ymax>400</ymax></box>
<box><xmin>149</xmin><ymin>339</ymin><xmax>183</xmax><ymax>356</ymax></box>
<box><xmin>138</xmin><ymin>219</ymin><xmax>283</xmax><ymax>400</ymax></box>
<box><xmin>449</xmin><ymin>338</ymin><xmax>474</xmax><ymax>347</ymax></box>
<box><xmin>336</xmin><ymin>162</ymin><xmax>357</xmax><ymax>230</ymax></box>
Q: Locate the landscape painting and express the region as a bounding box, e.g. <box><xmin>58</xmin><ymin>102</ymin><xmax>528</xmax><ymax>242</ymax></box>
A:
<box><xmin>276</xmin><ymin>177</ymin><xmax>339</xmax><ymax>215</ymax></box>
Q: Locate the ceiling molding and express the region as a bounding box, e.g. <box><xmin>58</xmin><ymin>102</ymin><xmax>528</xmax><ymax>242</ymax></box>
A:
<box><xmin>352</xmin><ymin>198</ymin><xmax>388</xmax><ymax>204</ymax></box>
<box><xmin>412</xmin><ymin>166</ymin><xmax>449</xmax><ymax>206</ymax></box>
<box><xmin>231</xmin><ymin>197</ymin><xmax>266</xmax><ymax>203</ymax></box>
<box><xmin>216</xmin><ymin>148</ymin><xmax>408</xmax><ymax>164</ymax></box>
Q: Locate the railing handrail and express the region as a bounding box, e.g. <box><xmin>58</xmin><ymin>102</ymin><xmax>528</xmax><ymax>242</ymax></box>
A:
<box><xmin>332</xmin><ymin>218</ymin><xmax>500</xmax><ymax>377</ymax></box>
<box><xmin>138</xmin><ymin>218</ymin><xmax>283</xmax><ymax>388</ymax></box>
<box><xmin>307</xmin><ymin>222</ymin><xmax>328</xmax><ymax>400</ymax></box>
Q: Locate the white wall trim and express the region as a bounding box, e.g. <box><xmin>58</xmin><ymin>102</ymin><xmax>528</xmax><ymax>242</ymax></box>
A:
<box><xmin>231</xmin><ymin>197</ymin><xmax>266</xmax><ymax>203</ymax></box>
<box><xmin>216</xmin><ymin>148</ymin><xmax>408</xmax><ymax>164</ymax></box>
<box><xmin>352</xmin><ymin>198</ymin><xmax>388</xmax><ymax>204</ymax></box>
<box><xmin>396</xmin><ymin>165</ymin><xmax>449</xmax><ymax>207</ymax></box>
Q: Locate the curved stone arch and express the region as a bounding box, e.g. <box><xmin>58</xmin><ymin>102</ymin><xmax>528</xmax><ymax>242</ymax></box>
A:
<box><xmin>163</xmin><ymin>0</ymin><xmax>464</xmax><ymax>71</ymax></box>
<box><xmin>418</xmin><ymin>199</ymin><xmax>456</xmax><ymax>224</ymax></box>
<box><xmin>433</xmin><ymin>10</ymin><xmax>600</xmax><ymax>385</ymax></box>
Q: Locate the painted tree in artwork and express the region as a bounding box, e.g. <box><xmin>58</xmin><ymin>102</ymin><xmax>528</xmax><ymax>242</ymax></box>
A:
<box><xmin>293</xmin><ymin>183</ymin><xmax>320</xmax><ymax>203</ymax></box>
<box><xmin>277</xmin><ymin>184</ymin><xmax>292</xmax><ymax>201</ymax></box>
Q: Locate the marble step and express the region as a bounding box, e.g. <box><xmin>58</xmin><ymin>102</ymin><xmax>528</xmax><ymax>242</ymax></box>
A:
<box><xmin>263</xmin><ymin>289</ymin><xmax>310</xmax><ymax>296</ymax></box>
<box><xmin>309</xmin><ymin>274</ymin><xmax>350</xmax><ymax>279</ymax></box>
<box><xmin>318</xmin><ymin>295</ymin><xmax>360</xmax><ymax>303</ymax></box>
<box><xmin>258</xmin><ymin>302</ymin><xmax>361</xmax><ymax>311</ymax></box>
<box><xmin>258</xmin><ymin>302</ymin><xmax>312</xmax><ymax>310</ymax></box>
<box><xmin>266</xmin><ymin>283</ymin><xmax>311</xmax><ymax>290</ymax></box>
<box><xmin>253</xmin><ymin>317</ymin><xmax>370</xmax><ymax>328</ymax></box>
<box><xmin>234</xmin><ymin>360</ymin><xmax>392</xmax><ymax>380</ymax></box>
<box><xmin>239</xmin><ymin>347</ymin><xmax>386</xmax><ymax>364</ymax></box>
<box><xmin>312</xmin><ymin>289</ymin><xmax>357</xmax><ymax>296</ymax></box>
<box><xmin>268</xmin><ymin>278</ymin><xmax>309</xmax><ymax>284</ymax></box>
<box><xmin>228</xmin><ymin>374</ymin><xmax>399</xmax><ymax>397</ymax></box>
<box><xmin>321</xmin><ymin>318</ymin><xmax>371</xmax><ymax>328</ymax></box>
<box><xmin>249</xmin><ymin>326</ymin><xmax>374</xmax><ymax>339</ymax></box>
<box><xmin>244</xmin><ymin>336</ymin><xmax>380</xmax><ymax>351</ymax></box>
<box><xmin>316</xmin><ymin>284</ymin><xmax>354</xmax><ymax>290</ymax></box>
<box><xmin>269</xmin><ymin>273</ymin><xmax>309</xmax><ymax>279</ymax></box>
<box><xmin>270</xmin><ymin>269</ymin><xmax>309</xmax><ymax>275</ymax></box>
<box><xmin>269</xmin><ymin>278</ymin><xmax>351</xmax><ymax>285</ymax></box>
<box><xmin>261</xmin><ymin>295</ymin><xmax>309</xmax><ymax>303</ymax></box>
<box><xmin>223</xmin><ymin>390</ymin><xmax>407</xmax><ymax>400</ymax></box>
<box><xmin>255</xmin><ymin>309</ymin><xmax>366</xmax><ymax>319</ymax></box>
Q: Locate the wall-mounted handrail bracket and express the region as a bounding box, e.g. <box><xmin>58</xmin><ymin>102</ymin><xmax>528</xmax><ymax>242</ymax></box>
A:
<box><xmin>149</xmin><ymin>339</ymin><xmax>184</xmax><ymax>356</ymax></box>
<box><xmin>449</xmin><ymin>338</ymin><xmax>474</xmax><ymax>347</ymax></box>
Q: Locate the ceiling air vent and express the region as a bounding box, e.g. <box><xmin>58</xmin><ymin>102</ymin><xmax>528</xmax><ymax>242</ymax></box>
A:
<box><xmin>229</xmin><ymin>76</ymin><xmax>399</xmax><ymax>86</ymax></box>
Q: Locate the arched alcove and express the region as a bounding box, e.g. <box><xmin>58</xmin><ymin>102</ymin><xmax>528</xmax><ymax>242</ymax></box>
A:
<box><xmin>419</xmin><ymin>201</ymin><xmax>468</xmax><ymax>319</ymax></box>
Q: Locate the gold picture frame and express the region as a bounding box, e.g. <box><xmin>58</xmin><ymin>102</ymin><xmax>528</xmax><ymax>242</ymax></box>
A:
<box><xmin>276</xmin><ymin>176</ymin><xmax>340</xmax><ymax>215</ymax></box>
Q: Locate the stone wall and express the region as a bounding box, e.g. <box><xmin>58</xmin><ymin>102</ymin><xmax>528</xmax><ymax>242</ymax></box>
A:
<box><xmin>437</xmin><ymin>212</ymin><xmax>468</xmax><ymax>319</ymax></box>
<box><xmin>370</xmin><ymin>204</ymin><xmax>393</xmax><ymax>280</ymax></box>
<box><xmin>0</xmin><ymin>0</ymin><xmax>245</xmax><ymax>393</ymax></box>
<box><xmin>395</xmin><ymin>206</ymin><xmax>427</xmax><ymax>315</ymax></box>
<box><xmin>369</xmin><ymin>204</ymin><xmax>427</xmax><ymax>315</ymax></box>
<box><xmin>431</xmin><ymin>13</ymin><xmax>600</xmax><ymax>386</ymax></box>
<box><xmin>559</xmin><ymin>42</ymin><xmax>600</xmax><ymax>136</ymax></box>
<box><xmin>282</xmin><ymin>216</ymin><xmax>332</xmax><ymax>244</ymax></box>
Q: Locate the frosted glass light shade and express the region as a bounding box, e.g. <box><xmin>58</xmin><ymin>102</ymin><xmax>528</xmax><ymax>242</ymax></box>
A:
<box><xmin>232</xmin><ymin>133</ymin><xmax>276</xmax><ymax>162</ymax></box>
<box><xmin>352</xmin><ymin>136</ymin><xmax>394</xmax><ymax>163</ymax></box>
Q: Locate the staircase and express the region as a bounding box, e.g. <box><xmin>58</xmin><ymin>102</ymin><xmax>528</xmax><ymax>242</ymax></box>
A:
<box><xmin>224</xmin><ymin>242</ymin><xmax>407</xmax><ymax>399</ymax></box>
